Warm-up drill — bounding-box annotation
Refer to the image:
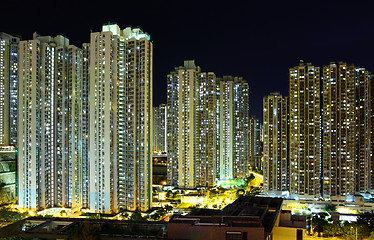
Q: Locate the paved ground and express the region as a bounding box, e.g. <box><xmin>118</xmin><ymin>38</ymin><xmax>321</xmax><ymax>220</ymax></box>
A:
<box><xmin>305</xmin><ymin>236</ymin><xmax>342</xmax><ymax>240</ymax></box>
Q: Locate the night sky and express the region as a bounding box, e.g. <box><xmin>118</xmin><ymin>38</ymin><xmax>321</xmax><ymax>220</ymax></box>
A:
<box><xmin>3</xmin><ymin>0</ymin><xmax>374</xmax><ymax>119</ymax></box>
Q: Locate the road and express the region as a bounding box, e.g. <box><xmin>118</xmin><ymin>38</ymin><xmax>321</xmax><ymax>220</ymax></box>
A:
<box><xmin>248</xmin><ymin>170</ymin><xmax>263</xmax><ymax>189</ymax></box>
<box><xmin>248</xmin><ymin>170</ymin><xmax>263</xmax><ymax>181</ymax></box>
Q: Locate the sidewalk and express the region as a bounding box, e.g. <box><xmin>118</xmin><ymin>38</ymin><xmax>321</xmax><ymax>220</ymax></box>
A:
<box><xmin>305</xmin><ymin>235</ymin><xmax>342</xmax><ymax>240</ymax></box>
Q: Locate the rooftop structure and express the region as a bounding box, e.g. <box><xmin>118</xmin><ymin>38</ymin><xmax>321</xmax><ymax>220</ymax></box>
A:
<box><xmin>168</xmin><ymin>196</ymin><xmax>307</xmax><ymax>240</ymax></box>
<box><xmin>0</xmin><ymin>217</ymin><xmax>167</xmax><ymax>239</ymax></box>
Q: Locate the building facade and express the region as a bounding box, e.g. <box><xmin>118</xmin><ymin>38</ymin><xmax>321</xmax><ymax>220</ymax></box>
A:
<box><xmin>218</xmin><ymin>76</ymin><xmax>250</xmax><ymax>180</ymax></box>
<box><xmin>289</xmin><ymin>61</ymin><xmax>321</xmax><ymax>199</ymax></box>
<box><xmin>263</xmin><ymin>92</ymin><xmax>288</xmax><ymax>195</ymax></box>
<box><xmin>119</xmin><ymin>26</ymin><xmax>153</xmax><ymax>212</ymax></box>
<box><xmin>0</xmin><ymin>33</ymin><xmax>19</xmax><ymax>146</ymax></box>
<box><xmin>322</xmin><ymin>62</ymin><xmax>356</xmax><ymax>198</ymax></box>
<box><xmin>90</xmin><ymin>24</ymin><xmax>153</xmax><ymax>212</ymax></box>
<box><xmin>18</xmin><ymin>34</ymin><xmax>85</xmax><ymax>210</ymax></box>
<box><xmin>18</xmin><ymin>24</ymin><xmax>153</xmax><ymax>213</ymax></box>
<box><xmin>249</xmin><ymin>117</ymin><xmax>262</xmax><ymax>170</ymax></box>
<box><xmin>81</xmin><ymin>43</ymin><xmax>90</xmax><ymax>209</ymax></box>
<box><xmin>167</xmin><ymin>61</ymin><xmax>218</xmax><ymax>188</ymax></box>
<box><xmin>195</xmin><ymin>72</ymin><xmax>217</xmax><ymax>187</ymax></box>
<box><xmin>153</xmin><ymin>104</ymin><xmax>167</xmax><ymax>154</ymax></box>
<box><xmin>89</xmin><ymin>27</ymin><xmax>119</xmax><ymax>213</ymax></box>
<box><xmin>321</xmin><ymin>62</ymin><xmax>374</xmax><ymax>199</ymax></box>
<box><xmin>354</xmin><ymin>68</ymin><xmax>373</xmax><ymax>194</ymax></box>
<box><xmin>167</xmin><ymin>61</ymin><xmax>199</xmax><ymax>188</ymax></box>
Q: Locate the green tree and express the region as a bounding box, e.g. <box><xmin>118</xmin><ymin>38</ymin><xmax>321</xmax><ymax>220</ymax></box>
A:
<box><xmin>236</xmin><ymin>189</ymin><xmax>245</xmax><ymax>198</ymax></box>
<box><xmin>245</xmin><ymin>174</ymin><xmax>255</xmax><ymax>186</ymax></box>
<box><xmin>312</xmin><ymin>213</ymin><xmax>329</xmax><ymax>236</ymax></box>
<box><xmin>129</xmin><ymin>208</ymin><xmax>146</xmax><ymax>221</ymax></box>
<box><xmin>357</xmin><ymin>212</ymin><xmax>374</xmax><ymax>231</ymax></box>
<box><xmin>323</xmin><ymin>222</ymin><xmax>342</xmax><ymax>237</ymax></box>
<box><xmin>369</xmin><ymin>230</ymin><xmax>374</xmax><ymax>240</ymax></box>
<box><xmin>0</xmin><ymin>237</ymin><xmax>28</xmax><ymax>240</ymax></box>
<box><xmin>357</xmin><ymin>223</ymin><xmax>371</xmax><ymax>239</ymax></box>
<box><xmin>217</xmin><ymin>187</ymin><xmax>226</xmax><ymax>194</ymax></box>
<box><xmin>165</xmin><ymin>205</ymin><xmax>173</xmax><ymax>212</ymax></box>
<box><xmin>323</xmin><ymin>204</ymin><xmax>337</xmax><ymax>212</ymax></box>
<box><xmin>166</xmin><ymin>190</ymin><xmax>173</xmax><ymax>199</ymax></box>
<box><xmin>245</xmin><ymin>186</ymin><xmax>260</xmax><ymax>196</ymax></box>
<box><xmin>341</xmin><ymin>223</ymin><xmax>370</xmax><ymax>240</ymax></box>
<box><xmin>89</xmin><ymin>213</ymin><xmax>101</xmax><ymax>219</ymax></box>
<box><xmin>0</xmin><ymin>181</ymin><xmax>8</xmax><ymax>204</ymax></box>
<box><xmin>210</xmin><ymin>188</ymin><xmax>219</xmax><ymax>196</ymax></box>
<box><xmin>342</xmin><ymin>224</ymin><xmax>357</xmax><ymax>240</ymax></box>
<box><xmin>68</xmin><ymin>222</ymin><xmax>100</xmax><ymax>240</ymax></box>
<box><xmin>149</xmin><ymin>207</ymin><xmax>169</xmax><ymax>221</ymax></box>
<box><xmin>0</xmin><ymin>207</ymin><xmax>28</xmax><ymax>223</ymax></box>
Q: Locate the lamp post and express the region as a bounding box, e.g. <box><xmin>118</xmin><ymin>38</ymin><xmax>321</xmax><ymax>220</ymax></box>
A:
<box><xmin>351</xmin><ymin>226</ymin><xmax>357</xmax><ymax>240</ymax></box>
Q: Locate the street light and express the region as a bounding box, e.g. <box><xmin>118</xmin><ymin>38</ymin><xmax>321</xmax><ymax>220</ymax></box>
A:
<box><xmin>351</xmin><ymin>226</ymin><xmax>357</xmax><ymax>240</ymax></box>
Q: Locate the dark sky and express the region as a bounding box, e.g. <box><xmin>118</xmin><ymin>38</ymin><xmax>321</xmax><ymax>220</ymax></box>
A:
<box><xmin>2</xmin><ymin>0</ymin><xmax>374</xmax><ymax>119</ymax></box>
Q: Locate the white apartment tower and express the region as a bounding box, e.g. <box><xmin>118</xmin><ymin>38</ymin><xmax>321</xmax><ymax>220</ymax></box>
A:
<box><xmin>167</xmin><ymin>61</ymin><xmax>217</xmax><ymax>188</ymax></box>
<box><xmin>89</xmin><ymin>24</ymin><xmax>153</xmax><ymax>212</ymax></box>
<box><xmin>218</xmin><ymin>76</ymin><xmax>250</xmax><ymax>180</ymax></box>
<box><xmin>81</xmin><ymin>43</ymin><xmax>90</xmax><ymax>209</ymax></box>
<box><xmin>18</xmin><ymin>34</ymin><xmax>85</xmax><ymax>210</ymax></box>
<box><xmin>119</xmin><ymin>26</ymin><xmax>153</xmax><ymax>212</ymax></box>
<box><xmin>0</xmin><ymin>33</ymin><xmax>19</xmax><ymax>146</ymax></box>
<box><xmin>89</xmin><ymin>26</ymin><xmax>119</xmax><ymax>213</ymax></box>
<box><xmin>167</xmin><ymin>61</ymin><xmax>199</xmax><ymax>188</ymax></box>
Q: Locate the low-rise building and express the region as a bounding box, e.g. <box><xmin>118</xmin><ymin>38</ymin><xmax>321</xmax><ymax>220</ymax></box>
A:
<box><xmin>168</xmin><ymin>196</ymin><xmax>307</xmax><ymax>240</ymax></box>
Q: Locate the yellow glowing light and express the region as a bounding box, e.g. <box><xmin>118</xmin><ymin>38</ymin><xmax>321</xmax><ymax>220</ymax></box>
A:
<box><xmin>337</xmin><ymin>207</ymin><xmax>357</xmax><ymax>214</ymax></box>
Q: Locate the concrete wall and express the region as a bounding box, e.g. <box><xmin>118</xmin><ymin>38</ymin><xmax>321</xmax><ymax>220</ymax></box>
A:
<box><xmin>167</xmin><ymin>223</ymin><xmax>264</xmax><ymax>240</ymax></box>
<box><xmin>272</xmin><ymin>227</ymin><xmax>304</xmax><ymax>240</ymax></box>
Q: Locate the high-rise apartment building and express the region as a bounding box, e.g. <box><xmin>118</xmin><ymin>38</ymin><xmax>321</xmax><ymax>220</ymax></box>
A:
<box><xmin>369</xmin><ymin>71</ymin><xmax>374</xmax><ymax>193</ymax></box>
<box><xmin>18</xmin><ymin>24</ymin><xmax>153</xmax><ymax>213</ymax></box>
<box><xmin>353</xmin><ymin>68</ymin><xmax>373</xmax><ymax>194</ymax></box>
<box><xmin>0</xmin><ymin>33</ymin><xmax>19</xmax><ymax>146</ymax></box>
<box><xmin>289</xmin><ymin>61</ymin><xmax>321</xmax><ymax>199</ymax></box>
<box><xmin>167</xmin><ymin>61</ymin><xmax>217</xmax><ymax>188</ymax></box>
<box><xmin>167</xmin><ymin>61</ymin><xmax>199</xmax><ymax>188</ymax></box>
<box><xmin>216</xmin><ymin>78</ymin><xmax>221</xmax><ymax>179</ymax></box>
<box><xmin>322</xmin><ymin>62</ymin><xmax>356</xmax><ymax>198</ymax></box>
<box><xmin>89</xmin><ymin>26</ymin><xmax>120</xmax><ymax>213</ymax></box>
<box><xmin>153</xmin><ymin>104</ymin><xmax>167</xmax><ymax>153</ymax></box>
<box><xmin>81</xmin><ymin>43</ymin><xmax>90</xmax><ymax>209</ymax></box>
<box><xmin>218</xmin><ymin>76</ymin><xmax>250</xmax><ymax>180</ymax></box>
<box><xmin>195</xmin><ymin>72</ymin><xmax>217</xmax><ymax>187</ymax></box>
<box><xmin>119</xmin><ymin>26</ymin><xmax>153</xmax><ymax>212</ymax></box>
<box><xmin>263</xmin><ymin>93</ymin><xmax>288</xmax><ymax>195</ymax></box>
<box><xmin>18</xmin><ymin>34</ymin><xmax>85</xmax><ymax>210</ymax></box>
<box><xmin>90</xmin><ymin>24</ymin><xmax>153</xmax><ymax>212</ymax></box>
<box><xmin>249</xmin><ymin>117</ymin><xmax>262</xmax><ymax>170</ymax></box>
<box><xmin>321</xmin><ymin>62</ymin><xmax>374</xmax><ymax>198</ymax></box>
